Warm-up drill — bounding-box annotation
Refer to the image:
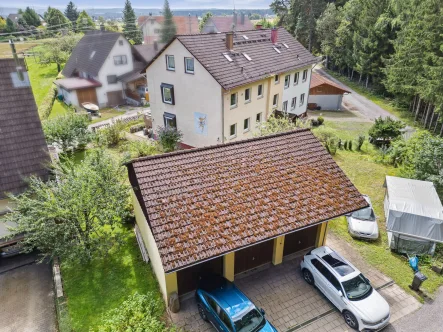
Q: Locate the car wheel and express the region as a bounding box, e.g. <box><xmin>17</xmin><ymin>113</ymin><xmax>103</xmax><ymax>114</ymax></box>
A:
<box><xmin>197</xmin><ymin>303</ymin><xmax>208</xmax><ymax>322</ymax></box>
<box><xmin>302</xmin><ymin>268</ymin><xmax>315</xmax><ymax>285</ymax></box>
<box><xmin>343</xmin><ymin>311</ymin><xmax>359</xmax><ymax>331</ymax></box>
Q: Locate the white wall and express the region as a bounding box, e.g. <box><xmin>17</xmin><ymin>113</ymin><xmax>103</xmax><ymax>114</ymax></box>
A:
<box><xmin>147</xmin><ymin>39</ymin><xmax>223</xmax><ymax>148</ymax></box>
<box><xmin>281</xmin><ymin>66</ymin><xmax>312</xmax><ymax>116</ymax></box>
<box><xmin>58</xmin><ymin>87</ymin><xmax>79</xmax><ymax>107</ymax></box>
<box><xmin>141</xmin><ymin>19</ymin><xmax>162</xmax><ymax>44</ymax></box>
<box><xmin>309</xmin><ymin>94</ymin><xmax>343</xmax><ymax>111</ymax></box>
<box><xmin>95</xmin><ymin>36</ymin><xmax>134</xmax><ymax>107</ymax></box>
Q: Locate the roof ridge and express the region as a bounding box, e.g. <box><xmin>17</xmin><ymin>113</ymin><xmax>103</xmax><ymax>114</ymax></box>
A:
<box><xmin>176</xmin><ymin>27</ymin><xmax>275</xmax><ymax>37</ymax></box>
<box><xmin>126</xmin><ymin>128</ymin><xmax>311</xmax><ymax>165</ymax></box>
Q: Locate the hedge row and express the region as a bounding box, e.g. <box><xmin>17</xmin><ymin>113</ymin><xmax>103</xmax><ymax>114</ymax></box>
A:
<box><xmin>39</xmin><ymin>85</ymin><xmax>57</xmax><ymax>120</ymax></box>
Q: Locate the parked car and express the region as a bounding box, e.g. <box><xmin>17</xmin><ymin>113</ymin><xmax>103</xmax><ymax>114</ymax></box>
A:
<box><xmin>195</xmin><ymin>275</ymin><xmax>277</xmax><ymax>332</ymax></box>
<box><xmin>301</xmin><ymin>246</ymin><xmax>390</xmax><ymax>331</ymax></box>
<box><xmin>346</xmin><ymin>195</ymin><xmax>378</xmax><ymax>240</ymax></box>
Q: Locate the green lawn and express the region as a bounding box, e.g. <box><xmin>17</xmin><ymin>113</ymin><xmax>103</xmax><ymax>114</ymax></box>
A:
<box><xmin>49</xmin><ymin>99</ymin><xmax>70</xmax><ymax>119</ymax></box>
<box><xmin>319</xmin><ymin>118</ymin><xmax>443</xmax><ymax>298</ymax></box>
<box><xmin>61</xmin><ymin>225</ymin><xmax>162</xmax><ymax>331</ymax></box>
<box><xmin>90</xmin><ymin>109</ymin><xmax>126</xmax><ymax>124</ymax></box>
<box><xmin>26</xmin><ymin>55</ymin><xmax>59</xmax><ymax>108</ymax></box>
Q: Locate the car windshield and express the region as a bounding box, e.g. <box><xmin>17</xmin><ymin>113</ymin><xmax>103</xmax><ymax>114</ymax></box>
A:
<box><xmin>351</xmin><ymin>206</ymin><xmax>375</xmax><ymax>221</ymax></box>
<box><xmin>342</xmin><ymin>274</ymin><xmax>372</xmax><ymax>300</ymax></box>
<box><xmin>234</xmin><ymin>308</ymin><xmax>265</xmax><ymax>332</ymax></box>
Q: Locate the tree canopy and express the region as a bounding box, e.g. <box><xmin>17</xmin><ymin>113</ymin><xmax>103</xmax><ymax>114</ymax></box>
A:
<box><xmin>22</xmin><ymin>7</ymin><xmax>41</xmax><ymax>27</ymax></box>
<box><xmin>39</xmin><ymin>32</ymin><xmax>82</xmax><ymax>72</ymax></box>
<box><xmin>45</xmin><ymin>7</ymin><xmax>70</xmax><ymax>31</ymax></box>
<box><xmin>160</xmin><ymin>0</ymin><xmax>177</xmax><ymax>43</ymax></box>
<box><xmin>122</xmin><ymin>0</ymin><xmax>143</xmax><ymax>44</ymax></box>
<box><xmin>64</xmin><ymin>1</ymin><xmax>79</xmax><ymax>24</ymax></box>
<box><xmin>199</xmin><ymin>12</ymin><xmax>212</xmax><ymax>32</ymax></box>
<box><xmin>76</xmin><ymin>10</ymin><xmax>95</xmax><ymax>31</ymax></box>
<box><xmin>3</xmin><ymin>149</ymin><xmax>130</xmax><ymax>262</ymax></box>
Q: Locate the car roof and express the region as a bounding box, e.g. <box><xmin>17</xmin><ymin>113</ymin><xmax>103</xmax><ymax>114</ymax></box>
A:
<box><xmin>311</xmin><ymin>246</ymin><xmax>361</xmax><ymax>281</ymax></box>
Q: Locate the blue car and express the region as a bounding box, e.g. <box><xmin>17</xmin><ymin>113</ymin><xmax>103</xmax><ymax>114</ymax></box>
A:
<box><xmin>195</xmin><ymin>276</ymin><xmax>277</xmax><ymax>332</ymax></box>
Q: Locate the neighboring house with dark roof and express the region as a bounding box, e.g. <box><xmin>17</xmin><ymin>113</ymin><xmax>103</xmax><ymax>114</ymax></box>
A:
<box><xmin>308</xmin><ymin>72</ymin><xmax>350</xmax><ymax>111</ymax></box>
<box><xmin>201</xmin><ymin>12</ymin><xmax>254</xmax><ymax>33</ymax></box>
<box><xmin>137</xmin><ymin>14</ymin><xmax>199</xmax><ymax>45</ymax></box>
<box><xmin>143</xmin><ymin>27</ymin><xmax>318</xmax><ymax>148</ymax></box>
<box><xmin>126</xmin><ymin>129</ymin><xmax>368</xmax><ymax>304</ymax></box>
<box><xmin>7</xmin><ymin>13</ymin><xmax>22</xmax><ymax>22</ymax></box>
<box><xmin>0</xmin><ymin>58</ymin><xmax>50</xmax><ymax>249</ymax></box>
<box><xmin>56</xmin><ymin>30</ymin><xmax>148</xmax><ymax>108</ymax></box>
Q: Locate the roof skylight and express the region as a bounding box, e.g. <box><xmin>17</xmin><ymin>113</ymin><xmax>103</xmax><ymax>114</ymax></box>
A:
<box><xmin>273</xmin><ymin>47</ymin><xmax>281</xmax><ymax>54</ymax></box>
<box><xmin>243</xmin><ymin>35</ymin><xmax>249</xmax><ymax>40</ymax></box>
<box><xmin>243</xmin><ymin>53</ymin><xmax>252</xmax><ymax>61</ymax></box>
<box><xmin>283</xmin><ymin>43</ymin><xmax>289</xmax><ymax>49</ymax></box>
<box><xmin>90</xmin><ymin>51</ymin><xmax>96</xmax><ymax>59</ymax></box>
<box><xmin>223</xmin><ymin>53</ymin><xmax>233</xmax><ymax>62</ymax></box>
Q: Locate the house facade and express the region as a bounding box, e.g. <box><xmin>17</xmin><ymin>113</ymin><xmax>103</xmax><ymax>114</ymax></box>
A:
<box><xmin>138</xmin><ymin>15</ymin><xmax>199</xmax><ymax>45</ymax></box>
<box><xmin>308</xmin><ymin>72</ymin><xmax>350</xmax><ymax>111</ymax></box>
<box><xmin>57</xmin><ymin>30</ymin><xmax>147</xmax><ymax>108</ymax></box>
<box><xmin>145</xmin><ymin>28</ymin><xmax>318</xmax><ymax>148</ymax></box>
<box><xmin>126</xmin><ymin>129</ymin><xmax>368</xmax><ymax>306</ymax></box>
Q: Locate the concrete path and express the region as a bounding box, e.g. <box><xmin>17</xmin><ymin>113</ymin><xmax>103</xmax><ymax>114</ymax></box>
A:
<box><xmin>0</xmin><ymin>255</ymin><xmax>56</xmax><ymax>332</ymax></box>
<box><xmin>314</xmin><ymin>68</ymin><xmax>398</xmax><ymax>122</ymax></box>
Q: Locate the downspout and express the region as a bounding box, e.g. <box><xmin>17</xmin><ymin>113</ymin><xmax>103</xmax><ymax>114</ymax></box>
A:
<box><xmin>265</xmin><ymin>77</ymin><xmax>272</xmax><ymax>118</ymax></box>
<box><xmin>221</xmin><ymin>88</ymin><xmax>225</xmax><ymax>143</ymax></box>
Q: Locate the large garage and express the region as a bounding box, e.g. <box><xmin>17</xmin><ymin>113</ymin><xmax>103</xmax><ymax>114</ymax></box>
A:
<box><xmin>283</xmin><ymin>225</ymin><xmax>319</xmax><ymax>258</ymax></box>
<box><xmin>308</xmin><ymin>72</ymin><xmax>350</xmax><ymax>111</ymax></box>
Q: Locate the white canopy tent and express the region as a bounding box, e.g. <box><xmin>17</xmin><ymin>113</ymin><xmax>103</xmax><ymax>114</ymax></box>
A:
<box><xmin>384</xmin><ymin>176</ymin><xmax>443</xmax><ymax>255</ymax></box>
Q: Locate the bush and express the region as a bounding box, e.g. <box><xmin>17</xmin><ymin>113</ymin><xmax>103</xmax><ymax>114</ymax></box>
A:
<box><xmin>344</xmin><ymin>140</ymin><xmax>348</xmax><ymax>150</ymax></box>
<box><xmin>313</xmin><ymin>127</ymin><xmax>339</xmax><ymax>155</ymax></box>
<box><xmin>157</xmin><ymin>126</ymin><xmax>183</xmax><ymax>152</ymax></box>
<box><xmin>39</xmin><ymin>85</ymin><xmax>58</xmax><ymax>120</ymax></box>
<box><xmin>368</xmin><ymin>117</ymin><xmax>405</xmax><ymax>146</ymax></box>
<box><xmin>317</xmin><ymin>116</ymin><xmax>324</xmax><ymax>125</ymax></box>
<box><xmin>348</xmin><ymin>140</ymin><xmax>353</xmax><ymax>151</ymax></box>
<box><xmin>96</xmin><ymin>293</ymin><xmax>172</xmax><ymax>332</ymax></box>
<box><xmin>338</xmin><ymin>138</ymin><xmax>343</xmax><ymax>150</ymax></box>
<box><xmin>96</xmin><ymin>121</ymin><xmax>125</xmax><ymax>147</ymax></box>
<box><xmin>119</xmin><ymin>140</ymin><xmax>159</xmax><ymax>160</ymax></box>
<box><xmin>129</xmin><ymin>123</ymin><xmax>145</xmax><ymax>133</ymax></box>
<box><xmin>356</xmin><ymin>135</ymin><xmax>365</xmax><ymax>151</ymax></box>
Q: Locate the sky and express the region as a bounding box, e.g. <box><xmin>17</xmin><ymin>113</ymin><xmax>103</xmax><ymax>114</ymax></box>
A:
<box><xmin>5</xmin><ymin>0</ymin><xmax>271</xmax><ymax>10</ymax></box>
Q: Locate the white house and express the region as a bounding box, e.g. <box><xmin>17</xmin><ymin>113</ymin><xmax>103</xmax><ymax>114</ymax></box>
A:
<box><xmin>56</xmin><ymin>30</ymin><xmax>148</xmax><ymax>108</ymax></box>
<box><xmin>144</xmin><ymin>28</ymin><xmax>318</xmax><ymax>148</ymax></box>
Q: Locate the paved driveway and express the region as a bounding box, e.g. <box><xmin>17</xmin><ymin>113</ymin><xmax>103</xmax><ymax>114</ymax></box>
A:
<box><xmin>313</xmin><ymin>69</ymin><xmax>397</xmax><ymax>122</ymax></box>
<box><xmin>0</xmin><ymin>254</ymin><xmax>56</xmax><ymax>332</ymax></box>
<box><xmin>169</xmin><ymin>233</ymin><xmax>420</xmax><ymax>332</ymax></box>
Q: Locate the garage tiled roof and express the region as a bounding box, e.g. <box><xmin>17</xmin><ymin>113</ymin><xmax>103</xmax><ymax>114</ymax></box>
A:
<box><xmin>144</xmin><ymin>28</ymin><xmax>318</xmax><ymax>90</ymax></box>
<box><xmin>310</xmin><ymin>72</ymin><xmax>350</xmax><ymax>93</ymax></box>
<box><xmin>127</xmin><ymin>129</ymin><xmax>368</xmax><ymax>273</ymax></box>
<box><xmin>0</xmin><ymin>59</ymin><xmax>50</xmax><ymax>199</ymax></box>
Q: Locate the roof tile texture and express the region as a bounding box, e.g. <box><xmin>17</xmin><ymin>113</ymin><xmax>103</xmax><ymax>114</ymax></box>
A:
<box><xmin>138</xmin><ymin>16</ymin><xmax>199</xmax><ymax>35</ymax></box>
<box><xmin>175</xmin><ymin>28</ymin><xmax>318</xmax><ymax>90</ymax></box>
<box><xmin>310</xmin><ymin>72</ymin><xmax>350</xmax><ymax>93</ymax></box>
<box><xmin>207</xmin><ymin>16</ymin><xmax>254</xmax><ymax>32</ymax></box>
<box><xmin>130</xmin><ymin>129</ymin><xmax>367</xmax><ymax>272</ymax></box>
<box><xmin>0</xmin><ymin>59</ymin><xmax>50</xmax><ymax>198</ymax></box>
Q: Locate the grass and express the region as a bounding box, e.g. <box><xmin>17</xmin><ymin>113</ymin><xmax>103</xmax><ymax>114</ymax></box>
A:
<box><xmin>49</xmin><ymin>99</ymin><xmax>70</xmax><ymax>119</ymax></box>
<box><xmin>324</xmin><ymin>69</ymin><xmax>416</xmax><ymax>127</ymax></box>
<box><xmin>318</xmin><ymin>117</ymin><xmax>443</xmax><ymax>298</ymax></box>
<box><xmin>90</xmin><ymin>109</ymin><xmax>126</xmax><ymax>124</ymax></box>
<box><xmin>61</xmin><ymin>225</ymin><xmax>162</xmax><ymax>331</ymax></box>
<box><xmin>0</xmin><ymin>42</ymin><xmax>37</xmax><ymax>58</ymax></box>
<box><xmin>26</xmin><ymin>54</ymin><xmax>59</xmax><ymax>108</ymax></box>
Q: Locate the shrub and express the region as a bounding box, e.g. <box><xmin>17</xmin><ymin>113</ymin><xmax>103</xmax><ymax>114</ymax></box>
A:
<box><xmin>313</xmin><ymin>127</ymin><xmax>339</xmax><ymax>155</ymax></box>
<box><xmin>356</xmin><ymin>135</ymin><xmax>365</xmax><ymax>151</ymax></box>
<box><xmin>156</xmin><ymin>126</ymin><xmax>183</xmax><ymax>152</ymax></box>
<box><xmin>39</xmin><ymin>85</ymin><xmax>57</xmax><ymax>120</ymax></box>
<box><xmin>348</xmin><ymin>140</ymin><xmax>353</xmax><ymax>151</ymax></box>
<box><xmin>344</xmin><ymin>140</ymin><xmax>348</xmax><ymax>150</ymax></box>
<box><xmin>96</xmin><ymin>121</ymin><xmax>125</xmax><ymax>147</ymax></box>
<box><xmin>368</xmin><ymin>117</ymin><xmax>405</xmax><ymax>146</ymax></box>
<box><xmin>255</xmin><ymin>113</ymin><xmax>299</xmax><ymax>136</ymax></box>
<box><xmin>129</xmin><ymin>123</ymin><xmax>145</xmax><ymax>133</ymax></box>
<box><xmin>119</xmin><ymin>140</ymin><xmax>159</xmax><ymax>160</ymax></box>
<box><xmin>338</xmin><ymin>138</ymin><xmax>343</xmax><ymax>150</ymax></box>
<box><xmin>317</xmin><ymin>116</ymin><xmax>324</xmax><ymax>125</ymax></box>
<box><xmin>96</xmin><ymin>293</ymin><xmax>172</xmax><ymax>332</ymax></box>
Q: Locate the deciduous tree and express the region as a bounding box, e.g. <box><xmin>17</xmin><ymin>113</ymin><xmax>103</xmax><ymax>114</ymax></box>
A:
<box><xmin>76</xmin><ymin>10</ymin><xmax>95</xmax><ymax>31</ymax></box>
<box><xmin>22</xmin><ymin>7</ymin><xmax>41</xmax><ymax>27</ymax></box>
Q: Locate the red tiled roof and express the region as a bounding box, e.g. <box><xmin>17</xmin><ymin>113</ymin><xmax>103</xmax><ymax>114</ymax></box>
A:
<box><xmin>310</xmin><ymin>72</ymin><xmax>350</xmax><ymax>93</ymax></box>
<box><xmin>138</xmin><ymin>15</ymin><xmax>199</xmax><ymax>35</ymax></box>
<box><xmin>127</xmin><ymin>129</ymin><xmax>368</xmax><ymax>273</ymax></box>
<box><xmin>144</xmin><ymin>28</ymin><xmax>318</xmax><ymax>90</ymax></box>
<box><xmin>210</xmin><ymin>16</ymin><xmax>254</xmax><ymax>32</ymax></box>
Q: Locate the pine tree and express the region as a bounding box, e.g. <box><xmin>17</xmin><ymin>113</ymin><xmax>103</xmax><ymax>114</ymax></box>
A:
<box><xmin>76</xmin><ymin>10</ymin><xmax>95</xmax><ymax>31</ymax></box>
<box><xmin>123</xmin><ymin>0</ymin><xmax>143</xmax><ymax>44</ymax></box>
<box><xmin>316</xmin><ymin>3</ymin><xmax>341</xmax><ymax>68</ymax></box>
<box><xmin>23</xmin><ymin>7</ymin><xmax>41</xmax><ymax>27</ymax></box>
<box><xmin>65</xmin><ymin>2</ymin><xmax>79</xmax><ymax>24</ymax></box>
<box><xmin>45</xmin><ymin>7</ymin><xmax>69</xmax><ymax>31</ymax></box>
<box><xmin>160</xmin><ymin>0</ymin><xmax>177</xmax><ymax>43</ymax></box>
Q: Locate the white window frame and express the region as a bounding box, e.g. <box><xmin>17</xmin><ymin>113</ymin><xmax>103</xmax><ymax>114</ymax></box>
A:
<box><xmin>184</xmin><ymin>57</ymin><xmax>194</xmax><ymax>74</ymax></box>
<box><xmin>274</xmin><ymin>74</ymin><xmax>280</xmax><ymax>84</ymax></box>
<box><xmin>284</xmin><ymin>74</ymin><xmax>290</xmax><ymax>89</ymax></box>
<box><xmin>300</xmin><ymin>93</ymin><xmax>305</xmax><ymax>106</ymax></box>
<box><xmin>273</xmin><ymin>94</ymin><xmax>278</xmax><ymax>108</ymax></box>
<box><xmin>291</xmin><ymin>97</ymin><xmax>296</xmax><ymax>110</ymax></box>
<box><xmin>302</xmin><ymin>69</ymin><xmax>308</xmax><ymax>82</ymax></box>
<box><xmin>166</xmin><ymin>55</ymin><xmax>175</xmax><ymax>71</ymax></box>
<box><xmin>113</xmin><ymin>55</ymin><xmax>127</xmax><ymax>65</ymax></box>
<box><xmin>229</xmin><ymin>123</ymin><xmax>237</xmax><ymax>138</ymax></box>
<box><xmin>245</xmin><ymin>88</ymin><xmax>251</xmax><ymax>103</ymax></box>
<box><xmin>162</xmin><ymin>85</ymin><xmax>174</xmax><ymax>104</ymax></box>
<box><xmin>257</xmin><ymin>84</ymin><xmax>263</xmax><ymax>98</ymax></box>
<box><xmin>243</xmin><ymin>117</ymin><xmax>250</xmax><ymax>132</ymax></box>
<box><xmin>294</xmin><ymin>72</ymin><xmax>299</xmax><ymax>85</ymax></box>
<box><xmin>230</xmin><ymin>92</ymin><xmax>238</xmax><ymax>108</ymax></box>
<box><xmin>282</xmin><ymin>101</ymin><xmax>288</xmax><ymax>112</ymax></box>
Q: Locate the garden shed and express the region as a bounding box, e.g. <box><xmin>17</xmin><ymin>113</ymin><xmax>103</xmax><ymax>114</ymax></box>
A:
<box><xmin>384</xmin><ymin>176</ymin><xmax>443</xmax><ymax>255</ymax></box>
<box><xmin>308</xmin><ymin>73</ymin><xmax>350</xmax><ymax>111</ymax></box>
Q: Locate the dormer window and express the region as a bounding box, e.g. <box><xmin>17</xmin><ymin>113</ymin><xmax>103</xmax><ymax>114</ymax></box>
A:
<box><xmin>166</xmin><ymin>55</ymin><xmax>175</xmax><ymax>71</ymax></box>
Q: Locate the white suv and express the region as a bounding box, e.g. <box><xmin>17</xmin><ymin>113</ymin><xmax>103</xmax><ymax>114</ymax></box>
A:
<box><xmin>300</xmin><ymin>246</ymin><xmax>390</xmax><ymax>331</ymax></box>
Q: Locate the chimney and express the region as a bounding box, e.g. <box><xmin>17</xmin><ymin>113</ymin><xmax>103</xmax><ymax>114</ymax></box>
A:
<box><xmin>232</xmin><ymin>11</ymin><xmax>237</xmax><ymax>30</ymax></box>
<box><xmin>255</xmin><ymin>23</ymin><xmax>262</xmax><ymax>30</ymax></box>
<box><xmin>241</xmin><ymin>12</ymin><xmax>245</xmax><ymax>25</ymax></box>
<box><xmin>271</xmin><ymin>28</ymin><xmax>278</xmax><ymax>44</ymax></box>
<box><xmin>154</xmin><ymin>40</ymin><xmax>158</xmax><ymax>51</ymax></box>
<box><xmin>226</xmin><ymin>32</ymin><xmax>233</xmax><ymax>50</ymax></box>
<box><xmin>100</xmin><ymin>24</ymin><xmax>105</xmax><ymax>31</ymax></box>
<box><xmin>9</xmin><ymin>40</ymin><xmax>24</xmax><ymax>81</ymax></box>
<box><xmin>188</xmin><ymin>13</ymin><xmax>191</xmax><ymax>34</ymax></box>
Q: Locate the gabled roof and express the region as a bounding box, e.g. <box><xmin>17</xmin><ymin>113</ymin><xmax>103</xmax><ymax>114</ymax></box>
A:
<box><xmin>134</xmin><ymin>43</ymin><xmax>166</xmax><ymax>63</ymax></box>
<box><xmin>127</xmin><ymin>129</ymin><xmax>367</xmax><ymax>273</ymax></box>
<box><xmin>8</xmin><ymin>13</ymin><xmax>22</xmax><ymax>21</ymax></box>
<box><xmin>62</xmin><ymin>30</ymin><xmax>122</xmax><ymax>77</ymax></box>
<box><xmin>310</xmin><ymin>72</ymin><xmax>350</xmax><ymax>93</ymax></box>
<box><xmin>0</xmin><ymin>59</ymin><xmax>50</xmax><ymax>199</ymax></box>
<box><xmin>137</xmin><ymin>15</ymin><xmax>199</xmax><ymax>35</ymax></box>
<box><xmin>207</xmin><ymin>16</ymin><xmax>254</xmax><ymax>32</ymax></box>
<box><xmin>144</xmin><ymin>28</ymin><xmax>318</xmax><ymax>90</ymax></box>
